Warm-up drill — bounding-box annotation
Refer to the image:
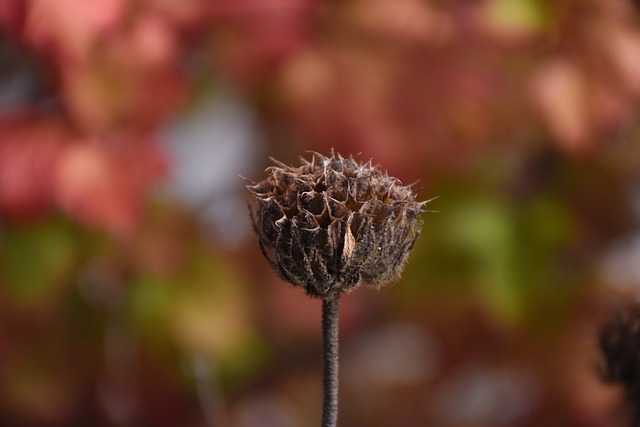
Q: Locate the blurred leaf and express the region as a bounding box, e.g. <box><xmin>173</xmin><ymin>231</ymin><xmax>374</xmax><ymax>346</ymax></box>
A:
<box><xmin>127</xmin><ymin>242</ymin><xmax>267</xmax><ymax>386</ymax></box>
<box><xmin>2</xmin><ymin>357</ymin><xmax>73</xmax><ymax>424</ymax></box>
<box><xmin>530</xmin><ymin>59</ymin><xmax>590</xmax><ymax>154</ymax></box>
<box><xmin>169</xmin><ymin>250</ymin><xmax>258</xmax><ymax>359</ymax></box>
<box><xmin>405</xmin><ymin>180</ymin><xmax>577</xmax><ymax>326</ymax></box>
<box><xmin>447</xmin><ymin>197</ymin><xmax>521</xmax><ymax>321</ymax></box>
<box><xmin>0</xmin><ymin>218</ymin><xmax>77</xmax><ymax>305</ymax></box>
<box><xmin>485</xmin><ymin>0</ymin><xmax>549</xmax><ymax>36</ymax></box>
<box><xmin>127</xmin><ymin>274</ymin><xmax>175</xmax><ymax>345</ymax></box>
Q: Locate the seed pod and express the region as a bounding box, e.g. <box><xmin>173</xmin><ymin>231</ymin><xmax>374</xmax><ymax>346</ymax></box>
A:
<box><xmin>600</xmin><ymin>300</ymin><xmax>640</xmax><ymax>419</ymax></box>
<box><xmin>247</xmin><ymin>151</ymin><xmax>428</xmax><ymax>299</ymax></box>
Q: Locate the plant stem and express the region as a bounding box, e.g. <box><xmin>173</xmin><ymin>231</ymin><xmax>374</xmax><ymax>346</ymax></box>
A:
<box><xmin>321</xmin><ymin>295</ymin><xmax>340</xmax><ymax>427</ymax></box>
<box><xmin>633</xmin><ymin>400</ymin><xmax>640</xmax><ymax>427</ymax></box>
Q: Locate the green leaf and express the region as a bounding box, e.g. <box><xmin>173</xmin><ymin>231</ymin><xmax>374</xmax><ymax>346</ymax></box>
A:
<box><xmin>486</xmin><ymin>0</ymin><xmax>549</xmax><ymax>34</ymax></box>
<box><xmin>0</xmin><ymin>219</ymin><xmax>77</xmax><ymax>305</ymax></box>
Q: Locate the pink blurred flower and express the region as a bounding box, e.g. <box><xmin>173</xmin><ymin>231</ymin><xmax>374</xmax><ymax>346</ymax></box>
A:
<box><xmin>0</xmin><ymin>113</ymin><xmax>64</xmax><ymax>219</ymax></box>
<box><xmin>529</xmin><ymin>59</ymin><xmax>590</xmax><ymax>155</ymax></box>
<box><xmin>0</xmin><ymin>112</ymin><xmax>166</xmax><ymax>235</ymax></box>
<box><xmin>604</xmin><ymin>26</ymin><xmax>640</xmax><ymax>96</ymax></box>
<box><xmin>54</xmin><ymin>134</ymin><xmax>166</xmax><ymax>236</ymax></box>
<box><xmin>340</xmin><ymin>0</ymin><xmax>453</xmax><ymax>45</ymax></box>
<box><xmin>0</xmin><ymin>0</ymin><xmax>26</xmax><ymax>38</ymax></box>
<box><xmin>142</xmin><ymin>0</ymin><xmax>214</xmax><ymax>29</ymax></box>
<box><xmin>24</xmin><ymin>0</ymin><xmax>127</xmax><ymax>62</ymax></box>
<box><xmin>210</xmin><ymin>0</ymin><xmax>318</xmax><ymax>86</ymax></box>
<box><xmin>59</xmin><ymin>21</ymin><xmax>185</xmax><ymax>133</ymax></box>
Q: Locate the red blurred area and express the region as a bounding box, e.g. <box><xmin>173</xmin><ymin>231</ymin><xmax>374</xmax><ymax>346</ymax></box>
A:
<box><xmin>0</xmin><ymin>111</ymin><xmax>165</xmax><ymax>235</ymax></box>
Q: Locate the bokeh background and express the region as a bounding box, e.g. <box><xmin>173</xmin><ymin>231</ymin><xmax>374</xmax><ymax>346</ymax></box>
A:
<box><xmin>1</xmin><ymin>0</ymin><xmax>640</xmax><ymax>426</ymax></box>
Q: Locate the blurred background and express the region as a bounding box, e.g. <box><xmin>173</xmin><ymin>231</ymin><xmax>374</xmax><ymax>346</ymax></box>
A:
<box><xmin>1</xmin><ymin>0</ymin><xmax>640</xmax><ymax>426</ymax></box>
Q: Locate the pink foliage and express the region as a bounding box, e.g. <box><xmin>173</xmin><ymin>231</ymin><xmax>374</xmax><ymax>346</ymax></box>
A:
<box><xmin>0</xmin><ymin>113</ymin><xmax>165</xmax><ymax>235</ymax></box>
<box><xmin>24</xmin><ymin>0</ymin><xmax>126</xmax><ymax>61</ymax></box>
<box><xmin>0</xmin><ymin>1</ymin><xmax>187</xmax><ymax>234</ymax></box>
<box><xmin>1</xmin><ymin>0</ymin><xmax>640</xmax><ymax>228</ymax></box>
<box><xmin>0</xmin><ymin>0</ymin><xmax>25</xmax><ymax>38</ymax></box>
<box><xmin>0</xmin><ymin>113</ymin><xmax>63</xmax><ymax>219</ymax></box>
<box><xmin>54</xmin><ymin>134</ymin><xmax>166</xmax><ymax>236</ymax></box>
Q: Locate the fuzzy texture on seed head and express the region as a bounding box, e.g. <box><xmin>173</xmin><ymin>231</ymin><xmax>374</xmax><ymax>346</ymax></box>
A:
<box><xmin>247</xmin><ymin>151</ymin><xmax>427</xmax><ymax>299</ymax></box>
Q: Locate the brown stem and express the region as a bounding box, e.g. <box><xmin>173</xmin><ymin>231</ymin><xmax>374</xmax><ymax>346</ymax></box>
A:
<box><xmin>321</xmin><ymin>295</ymin><xmax>340</xmax><ymax>427</ymax></box>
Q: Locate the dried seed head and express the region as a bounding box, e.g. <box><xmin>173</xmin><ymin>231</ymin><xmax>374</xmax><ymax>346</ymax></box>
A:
<box><xmin>247</xmin><ymin>151</ymin><xmax>428</xmax><ymax>299</ymax></box>
<box><xmin>599</xmin><ymin>301</ymin><xmax>640</xmax><ymax>410</ymax></box>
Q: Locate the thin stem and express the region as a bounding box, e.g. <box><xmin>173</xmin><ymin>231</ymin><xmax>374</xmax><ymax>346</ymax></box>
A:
<box><xmin>321</xmin><ymin>295</ymin><xmax>340</xmax><ymax>427</ymax></box>
<box><xmin>632</xmin><ymin>396</ymin><xmax>640</xmax><ymax>427</ymax></box>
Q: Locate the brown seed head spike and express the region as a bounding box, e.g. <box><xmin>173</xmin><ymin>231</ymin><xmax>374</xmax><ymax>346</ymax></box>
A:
<box><xmin>247</xmin><ymin>151</ymin><xmax>428</xmax><ymax>299</ymax></box>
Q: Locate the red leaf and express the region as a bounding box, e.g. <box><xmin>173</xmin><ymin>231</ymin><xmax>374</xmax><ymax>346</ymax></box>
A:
<box><xmin>0</xmin><ymin>113</ymin><xmax>64</xmax><ymax>220</ymax></box>
<box><xmin>54</xmin><ymin>135</ymin><xmax>166</xmax><ymax>236</ymax></box>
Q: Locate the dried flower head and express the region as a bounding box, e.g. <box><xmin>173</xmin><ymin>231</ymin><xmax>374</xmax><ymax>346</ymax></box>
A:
<box><xmin>599</xmin><ymin>300</ymin><xmax>640</xmax><ymax>412</ymax></box>
<box><xmin>247</xmin><ymin>151</ymin><xmax>428</xmax><ymax>299</ymax></box>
